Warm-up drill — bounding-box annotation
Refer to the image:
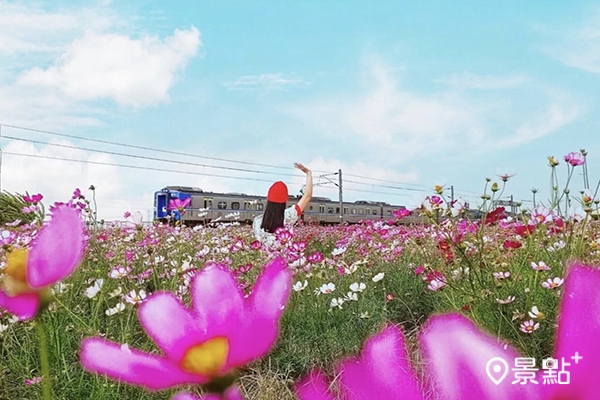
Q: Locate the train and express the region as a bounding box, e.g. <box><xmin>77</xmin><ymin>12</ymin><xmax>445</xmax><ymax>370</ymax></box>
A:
<box><xmin>153</xmin><ymin>186</ymin><xmax>427</xmax><ymax>226</ymax></box>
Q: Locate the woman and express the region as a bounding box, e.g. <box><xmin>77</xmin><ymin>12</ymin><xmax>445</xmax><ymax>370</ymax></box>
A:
<box><xmin>253</xmin><ymin>162</ymin><xmax>313</xmax><ymax>245</ymax></box>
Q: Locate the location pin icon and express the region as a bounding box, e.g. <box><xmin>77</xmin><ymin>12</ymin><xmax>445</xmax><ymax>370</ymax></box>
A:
<box><xmin>486</xmin><ymin>357</ymin><xmax>509</xmax><ymax>385</ymax></box>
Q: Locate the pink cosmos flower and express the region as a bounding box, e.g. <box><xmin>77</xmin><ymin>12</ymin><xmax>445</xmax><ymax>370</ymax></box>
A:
<box><xmin>25</xmin><ymin>376</ymin><xmax>43</xmax><ymax>385</ymax></box>
<box><xmin>80</xmin><ymin>257</ymin><xmax>291</xmax><ymax>391</ymax></box>
<box><xmin>168</xmin><ymin>197</ymin><xmax>192</xmax><ymax>212</ymax></box>
<box><xmin>0</xmin><ymin>205</ymin><xmax>86</xmax><ymax>320</ymax></box>
<box><xmin>393</xmin><ymin>208</ymin><xmax>411</xmax><ymax>219</ymax></box>
<box><xmin>297</xmin><ymin>262</ymin><xmax>600</xmax><ymax>400</ymax></box>
<box><xmin>23</xmin><ymin>193</ymin><xmax>43</xmax><ymax>203</ymax></box>
<box><xmin>563</xmin><ymin>151</ymin><xmax>585</xmax><ymax>166</ymax></box>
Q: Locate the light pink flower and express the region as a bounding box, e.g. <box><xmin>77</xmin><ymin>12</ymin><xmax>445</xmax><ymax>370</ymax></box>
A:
<box><xmin>520</xmin><ymin>320</ymin><xmax>540</xmax><ymax>334</ymax></box>
<box><xmin>564</xmin><ymin>151</ymin><xmax>585</xmax><ymax>166</ymax></box>
<box><xmin>80</xmin><ymin>257</ymin><xmax>291</xmax><ymax>391</ymax></box>
<box><xmin>542</xmin><ymin>277</ymin><xmax>564</xmax><ymax>289</ymax></box>
<box><xmin>0</xmin><ymin>205</ymin><xmax>86</xmax><ymax>320</ymax></box>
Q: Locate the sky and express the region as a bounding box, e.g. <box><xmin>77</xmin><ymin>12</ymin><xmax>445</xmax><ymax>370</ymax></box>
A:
<box><xmin>1</xmin><ymin>0</ymin><xmax>599</xmax><ymax>221</ymax></box>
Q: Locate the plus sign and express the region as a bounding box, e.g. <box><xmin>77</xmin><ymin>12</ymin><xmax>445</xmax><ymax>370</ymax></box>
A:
<box><xmin>571</xmin><ymin>352</ymin><xmax>583</xmax><ymax>364</ymax></box>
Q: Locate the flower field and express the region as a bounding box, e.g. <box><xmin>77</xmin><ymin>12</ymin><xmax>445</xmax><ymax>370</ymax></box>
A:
<box><xmin>2</xmin><ymin>152</ymin><xmax>600</xmax><ymax>399</ymax></box>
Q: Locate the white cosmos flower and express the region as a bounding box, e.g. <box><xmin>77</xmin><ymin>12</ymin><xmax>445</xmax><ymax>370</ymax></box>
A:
<box><xmin>293</xmin><ymin>280</ymin><xmax>308</xmax><ymax>292</ymax></box>
<box><xmin>123</xmin><ymin>289</ymin><xmax>147</xmax><ymax>305</ymax></box>
<box><xmin>349</xmin><ymin>282</ymin><xmax>366</xmax><ymax>292</ymax></box>
<box><xmin>345</xmin><ymin>292</ymin><xmax>358</xmax><ymax>301</ymax></box>
<box><xmin>496</xmin><ymin>296</ymin><xmax>516</xmax><ymax>304</ymax></box>
<box><xmin>372</xmin><ymin>273</ymin><xmax>385</xmax><ymax>282</ymax></box>
<box><xmin>105</xmin><ymin>302</ymin><xmax>126</xmax><ymax>316</ymax></box>
<box><xmin>85</xmin><ymin>279</ymin><xmax>104</xmax><ymax>299</ymax></box>
<box><xmin>320</xmin><ymin>283</ymin><xmax>336</xmax><ymax>294</ymax></box>
<box><xmin>330</xmin><ymin>298</ymin><xmax>345</xmax><ymax>309</ymax></box>
<box><xmin>0</xmin><ymin>323</ymin><xmax>9</xmax><ymax>334</ymax></box>
<box><xmin>542</xmin><ymin>277</ymin><xmax>564</xmax><ymax>289</ymax></box>
<box><xmin>332</xmin><ymin>246</ymin><xmax>347</xmax><ymax>256</ymax></box>
<box><xmin>528</xmin><ymin>306</ymin><xmax>545</xmax><ymax>319</ymax></box>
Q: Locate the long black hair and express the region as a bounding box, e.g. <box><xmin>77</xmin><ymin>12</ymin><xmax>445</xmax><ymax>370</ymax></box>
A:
<box><xmin>260</xmin><ymin>201</ymin><xmax>287</xmax><ymax>233</ymax></box>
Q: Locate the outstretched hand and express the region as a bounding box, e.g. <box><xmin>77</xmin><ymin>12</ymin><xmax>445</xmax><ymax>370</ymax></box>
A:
<box><xmin>294</xmin><ymin>162</ymin><xmax>311</xmax><ymax>174</ymax></box>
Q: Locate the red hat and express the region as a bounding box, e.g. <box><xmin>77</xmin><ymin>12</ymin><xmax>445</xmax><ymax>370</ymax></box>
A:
<box><xmin>267</xmin><ymin>181</ymin><xmax>288</xmax><ymax>203</ymax></box>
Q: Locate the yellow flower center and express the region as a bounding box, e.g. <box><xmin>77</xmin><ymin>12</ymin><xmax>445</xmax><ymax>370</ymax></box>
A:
<box><xmin>2</xmin><ymin>249</ymin><xmax>33</xmax><ymax>296</ymax></box>
<box><xmin>180</xmin><ymin>337</ymin><xmax>228</xmax><ymax>376</ymax></box>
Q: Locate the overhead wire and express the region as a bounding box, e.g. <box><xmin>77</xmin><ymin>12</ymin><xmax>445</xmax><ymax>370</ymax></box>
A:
<box><xmin>0</xmin><ymin>124</ymin><xmax>336</xmax><ymax>174</ymax></box>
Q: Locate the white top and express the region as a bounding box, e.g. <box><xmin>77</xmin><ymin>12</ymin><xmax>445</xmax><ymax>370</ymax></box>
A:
<box><xmin>252</xmin><ymin>205</ymin><xmax>301</xmax><ymax>246</ymax></box>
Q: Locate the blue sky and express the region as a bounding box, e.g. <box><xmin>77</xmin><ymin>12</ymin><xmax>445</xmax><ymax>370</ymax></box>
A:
<box><xmin>1</xmin><ymin>0</ymin><xmax>599</xmax><ymax>220</ymax></box>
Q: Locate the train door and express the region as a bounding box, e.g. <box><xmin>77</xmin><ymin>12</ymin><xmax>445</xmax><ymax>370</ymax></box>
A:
<box><xmin>154</xmin><ymin>192</ymin><xmax>168</xmax><ymax>218</ymax></box>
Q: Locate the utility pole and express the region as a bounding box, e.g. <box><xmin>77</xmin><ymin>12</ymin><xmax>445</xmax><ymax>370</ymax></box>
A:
<box><xmin>338</xmin><ymin>169</ymin><xmax>343</xmax><ymax>224</ymax></box>
<box><xmin>450</xmin><ymin>185</ymin><xmax>454</xmax><ymax>203</ymax></box>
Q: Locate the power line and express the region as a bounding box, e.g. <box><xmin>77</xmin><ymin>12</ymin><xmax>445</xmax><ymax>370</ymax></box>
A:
<box><xmin>3</xmin><ymin>135</ymin><xmax>299</xmax><ymax>178</ymax></box>
<box><xmin>2</xmin><ymin>151</ymin><xmax>307</xmax><ymax>186</ymax></box>
<box><xmin>0</xmin><ymin>123</ymin><xmax>336</xmax><ymax>174</ymax></box>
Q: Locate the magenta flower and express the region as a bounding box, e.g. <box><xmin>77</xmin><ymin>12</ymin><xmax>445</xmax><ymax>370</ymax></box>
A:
<box><xmin>297</xmin><ymin>262</ymin><xmax>600</xmax><ymax>400</ymax></box>
<box><xmin>168</xmin><ymin>197</ymin><xmax>192</xmax><ymax>212</ymax></box>
<box><xmin>0</xmin><ymin>205</ymin><xmax>86</xmax><ymax>320</ymax></box>
<box><xmin>80</xmin><ymin>257</ymin><xmax>291</xmax><ymax>391</ymax></box>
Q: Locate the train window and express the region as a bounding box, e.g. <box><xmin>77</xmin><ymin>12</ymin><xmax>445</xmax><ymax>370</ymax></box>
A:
<box><xmin>204</xmin><ymin>198</ymin><xmax>213</xmax><ymax>209</ymax></box>
<box><xmin>336</xmin><ymin>207</ymin><xmax>340</xmax><ymax>214</ymax></box>
<box><xmin>373</xmin><ymin>209</ymin><xmax>378</xmax><ymax>215</ymax></box>
<box><xmin>351</xmin><ymin>208</ymin><xmax>357</xmax><ymax>214</ymax></box>
<box><xmin>244</xmin><ymin>202</ymin><xmax>250</xmax><ymax>210</ymax></box>
<box><xmin>217</xmin><ymin>201</ymin><xmax>227</xmax><ymax>209</ymax></box>
<box><xmin>231</xmin><ymin>202</ymin><xmax>240</xmax><ymax>210</ymax></box>
<box><xmin>359</xmin><ymin>209</ymin><xmax>364</xmax><ymax>215</ymax></box>
<box><xmin>319</xmin><ymin>205</ymin><xmax>325</xmax><ymax>213</ymax></box>
<box><xmin>387</xmin><ymin>210</ymin><xmax>392</xmax><ymax>215</ymax></box>
<box><xmin>343</xmin><ymin>207</ymin><xmax>348</xmax><ymax>214</ymax></box>
<box><xmin>366</xmin><ymin>209</ymin><xmax>371</xmax><ymax>215</ymax></box>
<box><xmin>257</xmin><ymin>203</ymin><xmax>264</xmax><ymax>211</ymax></box>
<box><xmin>327</xmin><ymin>207</ymin><xmax>333</xmax><ymax>214</ymax></box>
<box><xmin>309</xmin><ymin>206</ymin><xmax>313</xmax><ymax>211</ymax></box>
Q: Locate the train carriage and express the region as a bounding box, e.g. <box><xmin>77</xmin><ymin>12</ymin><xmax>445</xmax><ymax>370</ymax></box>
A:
<box><xmin>154</xmin><ymin>186</ymin><xmax>419</xmax><ymax>226</ymax></box>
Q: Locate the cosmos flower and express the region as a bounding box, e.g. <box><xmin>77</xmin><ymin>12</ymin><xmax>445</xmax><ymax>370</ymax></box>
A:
<box><xmin>542</xmin><ymin>277</ymin><xmax>564</xmax><ymax>289</ymax></box>
<box><xmin>297</xmin><ymin>262</ymin><xmax>600</xmax><ymax>400</ymax></box>
<box><xmin>520</xmin><ymin>320</ymin><xmax>540</xmax><ymax>334</ymax></box>
<box><xmin>168</xmin><ymin>197</ymin><xmax>192</xmax><ymax>213</ymax></box>
<box><xmin>319</xmin><ymin>283</ymin><xmax>336</xmax><ymax>294</ymax></box>
<box><xmin>349</xmin><ymin>282</ymin><xmax>366</xmax><ymax>292</ymax></box>
<box><xmin>293</xmin><ymin>280</ymin><xmax>308</xmax><ymax>292</ymax></box>
<box><xmin>80</xmin><ymin>257</ymin><xmax>291</xmax><ymax>391</ymax></box>
<box><xmin>0</xmin><ymin>204</ymin><xmax>86</xmax><ymax>320</ymax></box>
<box><xmin>372</xmin><ymin>273</ymin><xmax>385</xmax><ymax>282</ymax></box>
<box><xmin>564</xmin><ymin>151</ymin><xmax>585</xmax><ymax>167</ymax></box>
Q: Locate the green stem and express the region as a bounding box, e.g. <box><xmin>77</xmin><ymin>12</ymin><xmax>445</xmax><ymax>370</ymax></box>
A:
<box><xmin>36</xmin><ymin>320</ymin><xmax>53</xmax><ymax>400</ymax></box>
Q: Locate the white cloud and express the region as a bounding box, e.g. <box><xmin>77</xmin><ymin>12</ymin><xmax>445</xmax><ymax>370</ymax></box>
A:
<box><xmin>545</xmin><ymin>12</ymin><xmax>600</xmax><ymax>73</ymax></box>
<box><xmin>282</xmin><ymin>56</ymin><xmax>580</xmax><ymax>161</ymax></box>
<box><xmin>224</xmin><ymin>73</ymin><xmax>310</xmax><ymax>91</ymax></box>
<box><xmin>437</xmin><ymin>72</ymin><xmax>529</xmax><ymax>90</ymax></box>
<box><xmin>17</xmin><ymin>27</ymin><xmax>202</xmax><ymax>107</ymax></box>
<box><xmin>0</xmin><ymin>2</ymin><xmax>119</xmax><ymax>56</ymax></box>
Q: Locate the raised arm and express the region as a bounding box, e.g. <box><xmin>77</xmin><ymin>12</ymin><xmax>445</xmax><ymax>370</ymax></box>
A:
<box><xmin>294</xmin><ymin>162</ymin><xmax>313</xmax><ymax>213</ymax></box>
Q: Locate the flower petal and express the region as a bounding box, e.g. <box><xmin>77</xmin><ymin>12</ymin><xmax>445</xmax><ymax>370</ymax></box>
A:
<box><xmin>296</xmin><ymin>370</ymin><xmax>336</xmax><ymax>400</ymax></box>
<box><xmin>420</xmin><ymin>313</ymin><xmax>540</xmax><ymax>400</ymax></box>
<box><xmin>80</xmin><ymin>337</ymin><xmax>206</xmax><ymax>390</ymax></box>
<box><xmin>226</xmin><ymin>257</ymin><xmax>291</xmax><ymax>365</ymax></box>
<box><xmin>191</xmin><ymin>263</ymin><xmax>244</xmax><ymax>330</ymax></box>
<box><xmin>0</xmin><ymin>290</ymin><xmax>39</xmax><ymax>320</ymax></box>
<box><xmin>138</xmin><ymin>292</ymin><xmax>204</xmax><ymax>361</ymax></box>
<box><xmin>337</xmin><ymin>325</ymin><xmax>423</xmax><ymax>400</ymax></box>
<box><xmin>27</xmin><ymin>205</ymin><xmax>85</xmax><ymax>288</ymax></box>
<box><xmin>548</xmin><ymin>263</ymin><xmax>600</xmax><ymax>399</ymax></box>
